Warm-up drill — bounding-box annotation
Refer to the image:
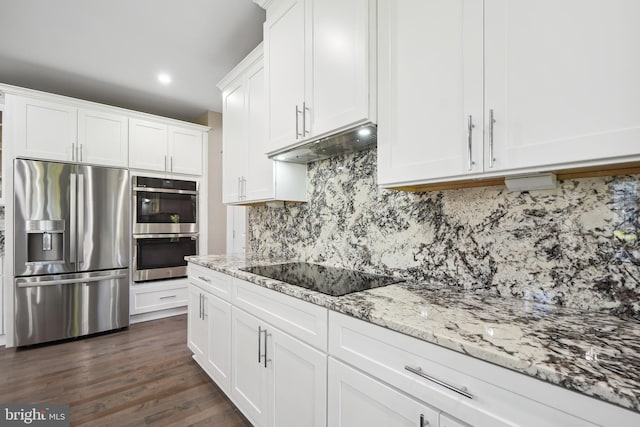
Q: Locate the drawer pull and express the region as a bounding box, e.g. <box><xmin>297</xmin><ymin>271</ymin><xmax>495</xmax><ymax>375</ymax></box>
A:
<box><xmin>198</xmin><ymin>276</ymin><xmax>211</xmax><ymax>283</ymax></box>
<box><xmin>159</xmin><ymin>295</ymin><xmax>177</xmax><ymax>300</ymax></box>
<box><xmin>405</xmin><ymin>365</ymin><xmax>473</xmax><ymax>399</ymax></box>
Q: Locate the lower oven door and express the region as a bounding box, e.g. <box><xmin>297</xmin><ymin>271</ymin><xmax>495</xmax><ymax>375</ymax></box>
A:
<box><xmin>133</xmin><ymin>234</ymin><xmax>198</xmax><ymax>282</ymax></box>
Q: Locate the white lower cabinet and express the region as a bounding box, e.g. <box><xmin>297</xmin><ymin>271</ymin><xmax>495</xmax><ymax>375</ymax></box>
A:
<box><xmin>204</xmin><ymin>292</ymin><xmax>232</xmax><ymax>392</ymax></box>
<box><xmin>187</xmin><ymin>284</ymin><xmax>207</xmax><ymax>360</ymax></box>
<box><xmin>188</xmin><ymin>265</ymin><xmax>327</xmax><ymax>427</ymax></box>
<box><xmin>439</xmin><ymin>413</ymin><xmax>471</xmax><ymax>427</ymax></box>
<box><xmin>230</xmin><ymin>305</ymin><xmax>327</xmax><ymax>427</ymax></box>
<box><xmin>188</xmin><ymin>267</ymin><xmax>640</xmax><ymax>427</ymax></box>
<box><xmin>269</xmin><ymin>319</ymin><xmax>326</xmax><ymax>427</ymax></box>
<box><xmin>187</xmin><ymin>269</ymin><xmax>232</xmax><ymax>394</ymax></box>
<box><xmin>329</xmin><ymin>357</ymin><xmax>440</xmax><ymax>427</ymax></box>
<box><xmin>230</xmin><ymin>307</ymin><xmax>270</xmax><ymax>426</ymax></box>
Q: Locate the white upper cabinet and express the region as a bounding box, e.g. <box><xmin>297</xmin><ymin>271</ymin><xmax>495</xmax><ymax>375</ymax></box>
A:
<box><xmin>264</xmin><ymin>0</ymin><xmax>307</xmax><ymax>153</ymax></box>
<box><xmin>129</xmin><ymin>118</ymin><xmax>168</xmax><ymax>171</ymax></box>
<box><xmin>484</xmin><ymin>0</ymin><xmax>640</xmax><ymax>171</ymax></box>
<box><xmin>378</xmin><ymin>0</ymin><xmax>640</xmax><ymax>188</ymax></box>
<box><xmin>221</xmin><ymin>75</ymin><xmax>248</xmax><ymax>203</ymax></box>
<box><xmin>78</xmin><ymin>108</ymin><xmax>128</xmax><ymax>167</ymax></box>
<box><xmin>6</xmin><ymin>87</ymin><xmax>206</xmax><ymax>172</ymax></box>
<box><xmin>11</xmin><ymin>95</ymin><xmax>79</xmax><ymax>162</ymax></box>
<box><xmin>263</xmin><ymin>0</ymin><xmax>376</xmax><ymax>155</ymax></box>
<box><xmin>377</xmin><ymin>0</ymin><xmax>482</xmax><ymax>186</ymax></box>
<box><xmin>219</xmin><ymin>43</ymin><xmax>307</xmax><ymax>205</ymax></box>
<box><xmin>169</xmin><ymin>125</ymin><xmax>203</xmax><ymax>175</ymax></box>
<box><xmin>310</xmin><ymin>0</ymin><xmax>374</xmax><ymax>138</ymax></box>
<box><xmin>11</xmin><ymin>95</ymin><xmax>128</xmax><ymax>167</ymax></box>
<box><xmin>129</xmin><ymin>118</ymin><xmax>204</xmax><ymax>175</ymax></box>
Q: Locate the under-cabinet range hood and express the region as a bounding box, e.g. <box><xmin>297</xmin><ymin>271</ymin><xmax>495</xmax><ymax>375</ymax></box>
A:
<box><xmin>269</xmin><ymin>124</ymin><xmax>377</xmax><ymax>164</ymax></box>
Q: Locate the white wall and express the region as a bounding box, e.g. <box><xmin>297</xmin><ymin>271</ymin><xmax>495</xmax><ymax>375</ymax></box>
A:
<box><xmin>197</xmin><ymin>111</ymin><xmax>226</xmax><ymax>254</ymax></box>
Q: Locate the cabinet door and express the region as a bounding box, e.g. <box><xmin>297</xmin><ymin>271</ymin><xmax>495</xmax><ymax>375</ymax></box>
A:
<box><xmin>269</xmin><ymin>326</ymin><xmax>327</xmax><ymax>427</ymax></box>
<box><xmin>205</xmin><ymin>293</ymin><xmax>232</xmax><ymax>394</ymax></box>
<box><xmin>485</xmin><ymin>0</ymin><xmax>640</xmax><ymax>171</ymax></box>
<box><xmin>169</xmin><ymin>126</ymin><xmax>203</xmax><ymax>175</ymax></box>
<box><xmin>377</xmin><ymin>0</ymin><xmax>483</xmax><ymax>187</ymax></box>
<box><xmin>310</xmin><ymin>0</ymin><xmax>371</xmax><ymax>137</ymax></box>
<box><xmin>328</xmin><ymin>358</ymin><xmax>439</xmax><ymax>427</ymax></box>
<box><xmin>440</xmin><ymin>413</ymin><xmax>471</xmax><ymax>427</ymax></box>
<box><xmin>78</xmin><ymin>108</ymin><xmax>128</xmax><ymax>167</ymax></box>
<box><xmin>245</xmin><ymin>62</ymin><xmax>275</xmax><ymax>202</ymax></box>
<box><xmin>222</xmin><ymin>79</ymin><xmax>248</xmax><ymax>203</ymax></box>
<box><xmin>12</xmin><ymin>95</ymin><xmax>77</xmax><ymax>162</ymax></box>
<box><xmin>129</xmin><ymin>118</ymin><xmax>168</xmax><ymax>172</ymax></box>
<box><xmin>264</xmin><ymin>0</ymin><xmax>308</xmax><ymax>154</ymax></box>
<box><xmin>187</xmin><ymin>284</ymin><xmax>207</xmax><ymax>359</ymax></box>
<box><xmin>231</xmin><ymin>307</ymin><xmax>269</xmax><ymax>427</ymax></box>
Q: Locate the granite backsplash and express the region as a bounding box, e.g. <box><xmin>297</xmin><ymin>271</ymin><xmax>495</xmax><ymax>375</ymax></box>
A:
<box><xmin>247</xmin><ymin>149</ymin><xmax>640</xmax><ymax>319</ymax></box>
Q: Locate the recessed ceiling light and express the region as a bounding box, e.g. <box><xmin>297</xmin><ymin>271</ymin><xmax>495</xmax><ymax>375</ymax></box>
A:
<box><xmin>157</xmin><ymin>73</ymin><xmax>172</xmax><ymax>85</ymax></box>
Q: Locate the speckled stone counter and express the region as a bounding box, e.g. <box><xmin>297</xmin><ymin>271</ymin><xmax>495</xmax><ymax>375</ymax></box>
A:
<box><xmin>186</xmin><ymin>254</ymin><xmax>640</xmax><ymax>413</ymax></box>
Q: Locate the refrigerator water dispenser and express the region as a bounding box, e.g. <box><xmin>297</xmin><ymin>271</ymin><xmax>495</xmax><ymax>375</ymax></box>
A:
<box><xmin>25</xmin><ymin>219</ymin><xmax>65</xmax><ymax>264</ymax></box>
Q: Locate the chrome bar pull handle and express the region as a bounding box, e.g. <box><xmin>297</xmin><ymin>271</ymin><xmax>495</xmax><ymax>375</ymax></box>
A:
<box><xmin>69</xmin><ymin>173</ymin><xmax>77</xmax><ymax>263</ymax></box>
<box><xmin>420</xmin><ymin>414</ymin><xmax>429</xmax><ymax>427</ymax></box>
<box><xmin>198</xmin><ymin>294</ymin><xmax>202</xmax><ymax>319</ymax></box>
<box><xmin>198</xmin><ymin>276</ymin><xmax>211</xmax><ymax>283</ymax></box>
<box><xmin>467</xmin><ymin>115</ymin><xmax>475</xmax><ymax>171</ymax></box>
<box><xmin>202</xmin><ymin>295</ymin><xmax>207</xmax><ymax>319</ymax></box>
<box><xmin>303</xmin><ymin>102</ymin><xmax>310</xmax><ymax>136</ymax></box>
<box><xmin>264</xmin><ymin>330</ymin><xmax>271</xmax><ymax>368</ymax></box>
<box><xmin>164</xmin><ymin>155</ymin><xmax>167</xmax><ymax>171</ymax></box>
<box><xmin>405</xmin><ymin>365</ymin><xmax>473</xmax><ymax>399</ymax></box>
<box><xmin>489</xmin><ymin>109</ymin><xmax>496</xmax><ymax>169</ymax></box>
<box><xmin>71</xmin><ymin>143</ymin><xmax>75</xmax><ymax>161</ymax></box>
<box><xmin>79</xmin><ymin>144</ymin><xmax>83</xmax><ymax>162</ymax></box>
<box><xmin>295</xmin><ymin>105</ymin><xmax>302</xmax><ymax>139</ymax></box>
<box><xmin>258</xmin><ymin>326</ymin><xmax>263</xmax><ymax>364</ymax></box>
<box><xmin>77</xmin><ymin>173</ymin><xmax>85</xmax><ymax>267</ymax></box>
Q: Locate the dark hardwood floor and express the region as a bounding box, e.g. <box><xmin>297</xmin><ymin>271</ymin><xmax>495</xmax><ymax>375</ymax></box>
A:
<box><xmin>0</xmin><ymin>315</ymin><xmax>251</xmax><ymax>427</ymax></box>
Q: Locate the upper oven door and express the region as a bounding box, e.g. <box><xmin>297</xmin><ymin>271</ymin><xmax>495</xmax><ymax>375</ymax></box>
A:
<box><xmin>133</xmin><ymin>178</ymin><xmax>198</xmax><ymax>234</ymax></box>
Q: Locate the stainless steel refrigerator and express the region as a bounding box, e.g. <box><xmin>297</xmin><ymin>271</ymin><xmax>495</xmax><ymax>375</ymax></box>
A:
<box><xmin>13</xmin><ymin>159</ymin><xmax>130</xmax><ymax>346</ymax></box>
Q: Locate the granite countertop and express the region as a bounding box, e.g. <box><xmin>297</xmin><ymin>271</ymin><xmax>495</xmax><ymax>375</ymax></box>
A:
<box><xmin>186</xmin><ymin>254</ymin><xmax>640</xmax><ymax>414</ymax></box>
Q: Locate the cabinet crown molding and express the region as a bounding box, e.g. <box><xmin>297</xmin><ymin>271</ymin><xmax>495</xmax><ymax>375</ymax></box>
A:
<box><xmin>253</xmin><ymin>0</ymin><xmax>274</xmax><ymax>9</ymax></box>
<box><xmin>216</xmin><ymin>42</ymin><xmax>264</xmax><ymax>90</ymax></box>
<box><xmin>0</xmin><ymin>83</ymin><xmax>210</xmax><ymax>132</ymax></box>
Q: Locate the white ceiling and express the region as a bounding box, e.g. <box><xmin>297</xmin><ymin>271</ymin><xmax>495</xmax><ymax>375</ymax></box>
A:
<box><xmin>0</xmin><ymin>0</ymin><xmax>265</xmax><ymax>122</ymax></box>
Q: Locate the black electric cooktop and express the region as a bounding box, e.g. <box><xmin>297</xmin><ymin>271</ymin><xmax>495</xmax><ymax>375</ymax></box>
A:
<box><xmin>239</xmin><ymin>262</ymin><xmax>404</xmax><ymax>297</ymax></box>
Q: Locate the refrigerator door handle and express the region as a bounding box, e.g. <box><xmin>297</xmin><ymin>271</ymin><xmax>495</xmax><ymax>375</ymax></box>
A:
<box><xmin>16</xmin><ymin>271</ymin><xmax>128</xmax><ymax>288</ymax></box>
<box><xmin>77</xmin><ymin>173</ymin><xmax>85</xmax><ymax>267</ymax></box>
<box><xmin>69</xmin><ymin>173</ymin><xmax>77</xmax><ymax>263</ymax></box>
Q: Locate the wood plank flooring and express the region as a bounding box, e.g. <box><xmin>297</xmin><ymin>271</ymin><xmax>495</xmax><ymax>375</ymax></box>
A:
<box><xmin>0</xmin><ymin>315</ymin><xmax>251</xmax><ymax>427</ymax></box>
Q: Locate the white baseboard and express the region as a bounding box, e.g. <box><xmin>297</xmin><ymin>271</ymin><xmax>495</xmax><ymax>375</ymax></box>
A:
<box><xmin>0</xmin><ymin>334</ymin><xmax>6</xmax><ymax>348</ymax></box>
<box><xmin>129</xmin><ymin>307</ymin><xmax>187</xmax><ymax>324</ymax></box>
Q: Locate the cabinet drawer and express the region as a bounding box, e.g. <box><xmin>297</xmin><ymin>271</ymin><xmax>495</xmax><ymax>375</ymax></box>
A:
<box><xmin>328</xmin><ymin>312</ymin><xmax>616</xmax><ymax>427</ymax></box>
<box><xmin>232</xmin><ymin>278</ymin><xmax>328</xmax><ymax>351</ymax></box>
<box><xmin>131</xmin><ymin>284</ymin><xmax>188</xmax><ymax>314</ymax></box>
<box><xmin>188</xmin><ymin>264</ymin><xmax>232</xmax><ymax>302</ymax></box>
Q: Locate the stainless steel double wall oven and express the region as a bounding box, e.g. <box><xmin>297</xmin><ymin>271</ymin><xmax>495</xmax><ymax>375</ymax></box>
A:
<box><xmin>132</xmin><ymin>176</ymin><xmax>199</xmax><ymax>282</ymax></box>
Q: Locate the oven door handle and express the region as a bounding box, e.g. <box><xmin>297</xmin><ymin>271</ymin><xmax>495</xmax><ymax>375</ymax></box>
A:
<box><xmin>133</xmin><ymin>186</ymin><xmax>198</xmax><ymax>195</ymax></box>
<box><xmin>133</xmin><ymin>233</ymin><xmax>199</xmax><ymax>239</ymax></box>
